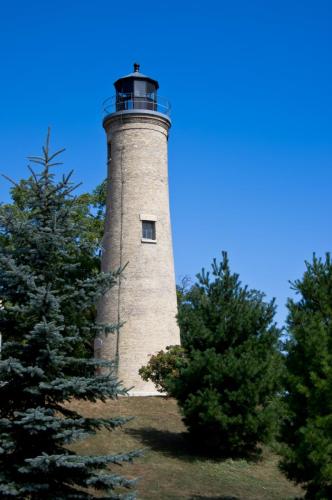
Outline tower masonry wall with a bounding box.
[98,112,180,395]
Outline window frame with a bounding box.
[141,219,157,243]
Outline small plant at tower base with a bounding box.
[279,254,332,499]
[170,252,283,458]
[139,345,188,394]
[0,132,139,499]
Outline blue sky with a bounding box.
[0,0,331,325]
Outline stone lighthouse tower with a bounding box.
[97,64,180,395]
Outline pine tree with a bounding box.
[279,254,332,499]
[171,252,282,457]
[0,132,139,499]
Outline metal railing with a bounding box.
[103,93,171,116]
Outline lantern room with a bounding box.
[113,63,159,112]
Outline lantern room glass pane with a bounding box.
[120,79,134,94]
[134,79,146,97]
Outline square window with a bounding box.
[142,220,156,241]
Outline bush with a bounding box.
[139,345,187,394]
[279,254,332,499]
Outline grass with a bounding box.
[70,397,303,499]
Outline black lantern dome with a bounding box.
[114,63,159,112]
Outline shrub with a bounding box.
[139,345,187,394]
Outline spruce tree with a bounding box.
[172,252,282,457]
[0,132,139,499]
[280,254,332,499]
[0,174,107,360]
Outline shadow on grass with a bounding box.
[125,427,195,460]
[190,496,239,500]
[125,426,260,464]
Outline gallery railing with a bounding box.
[103,93,171,116]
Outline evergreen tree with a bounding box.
[171,252,282,456]
[279,254,332,499]
[0,172,106,360]
[0,132,139,499]
[2,176,106,256]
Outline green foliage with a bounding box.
[0,132,138,498]
[7,172,106,251]
[75,179,107,249]
[139,345,188,394]
[279,254,332,499]
[176,276,192,308]
[172,252,283,457]
[0,157,106,362]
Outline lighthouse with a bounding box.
[97,64,180,395]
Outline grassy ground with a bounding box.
[71,397,303,499]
